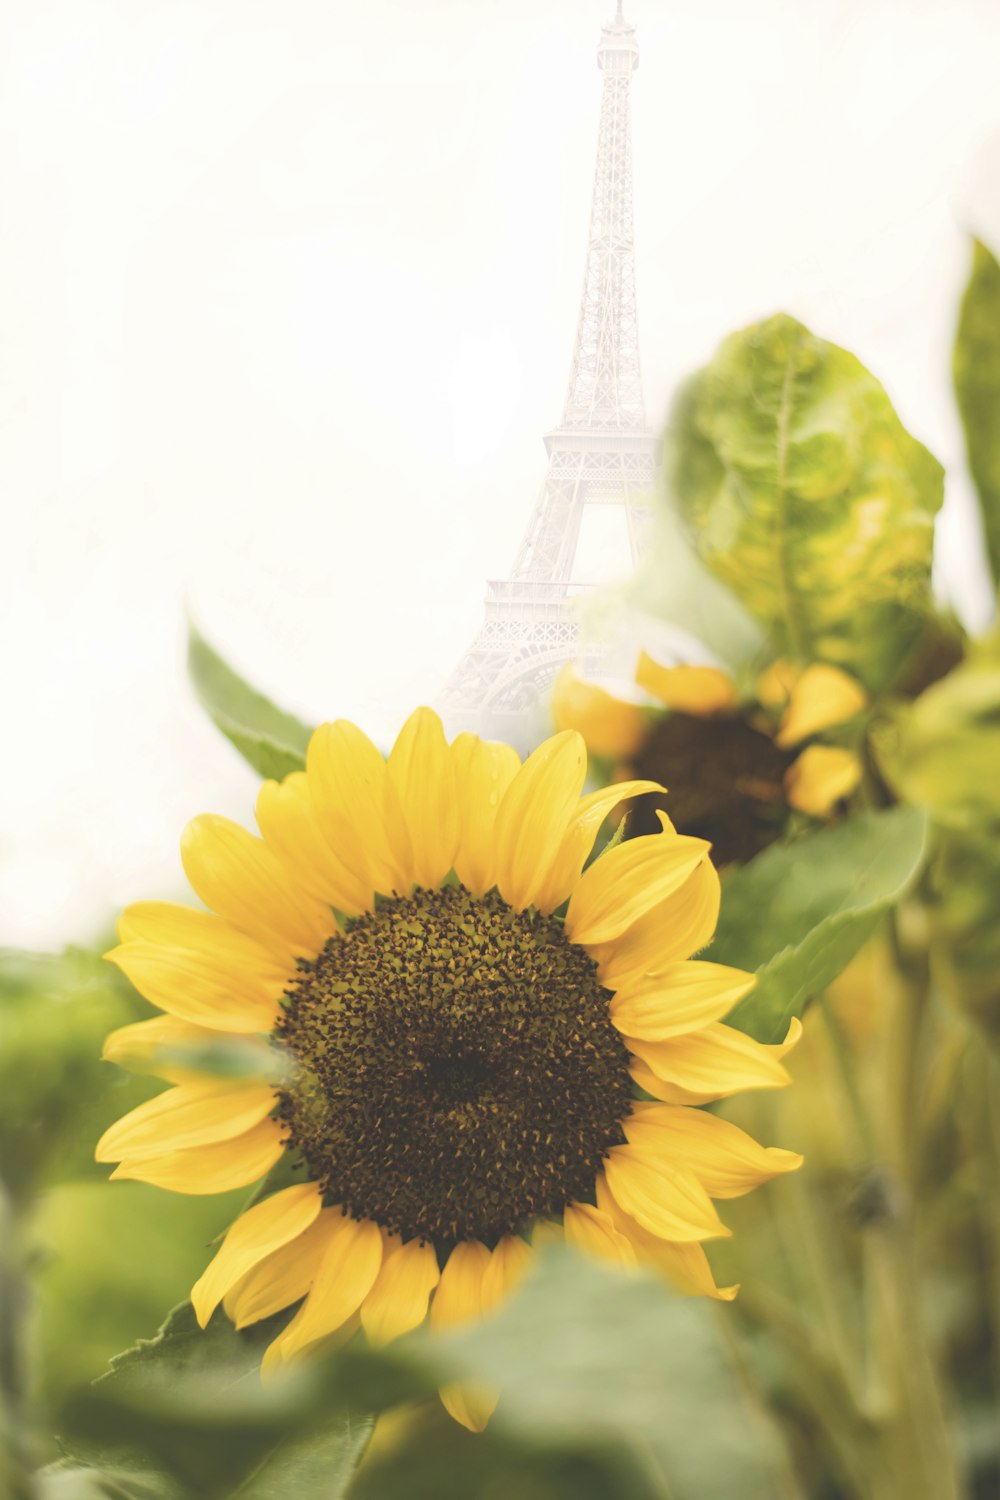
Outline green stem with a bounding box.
[863,911,966,1500]
[979,1048,1000,1412]
[820,998,877,1160]
[727,1289,873,1500]
[819,939,965,1500]
[0,1184,37,1500]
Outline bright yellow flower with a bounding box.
[97,709,801,1431]
[558,655,868,863]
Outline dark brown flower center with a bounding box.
[628,711,795,865]
[275,886,632,1248]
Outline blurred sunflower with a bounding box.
[553,653,868,866]
[97,709,801,1431]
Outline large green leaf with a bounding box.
[710,807,929,1043]
[666,314,944,691]
[953,237,1000,589]
[187,624,312,780]
[63,1254,800,1500]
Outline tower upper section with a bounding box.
[561,3,646,431]
[597,2,639,74]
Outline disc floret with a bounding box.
[276,886,633,1247]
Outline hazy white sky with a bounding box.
[3,0,1000,947]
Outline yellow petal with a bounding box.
[623,1103,803,1199]
[115,902,291,980]
[594,1175,738,1300]
[256,773,372,916]
[430,1239,491,1329]
[191,1183,324,1328]
[306,720,412,897]
[361,1235,440,1346]
[430,1240,497,1433]
[588,856,722,988]
[110,1117,285,1194]
[263,1307,361,1379]
[562,1202,637,1269]
[386,708,460,889]
[225,1210,338,1328]
[776,664,868,747]
[610,962,756,1041]
[603,1148,730,1243]
[636,653,737,716]
[106,943,282,1035]
[756,657,800,709]
[493,732,588,911]
[530,778,664,915]
[451,734,521,897]
[550,665,648,758]
[628,1018,803,1104]
[481,1236,533,1314]
[531,1220,565,1250]
[785,746,862,817]
[565,820,712,945]
[264,1213,383,1369]
[102,1016,240,1083]
[439,1384,497,1435]
[96,1082,277,1163]
[181,815,336,959]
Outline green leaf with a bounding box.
[232,1419,375,1500]
[666,314,944,691]
[187,624,313,780]
[954,237,1000,589]
[873,621,1000,833]
[709,807,929,1042]
[61,1303,374,1500]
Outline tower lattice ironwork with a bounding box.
[441,2,658,739]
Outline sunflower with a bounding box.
[553,653,868,866]
[97,709,801,1431]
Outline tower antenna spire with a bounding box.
[440,5,656,741]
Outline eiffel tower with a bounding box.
[440,1,658,743]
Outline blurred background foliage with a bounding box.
[0,946,247,1415]
[6,236,1000,1499]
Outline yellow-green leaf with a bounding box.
[666,314,944,691]
[953,237,1000,590]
